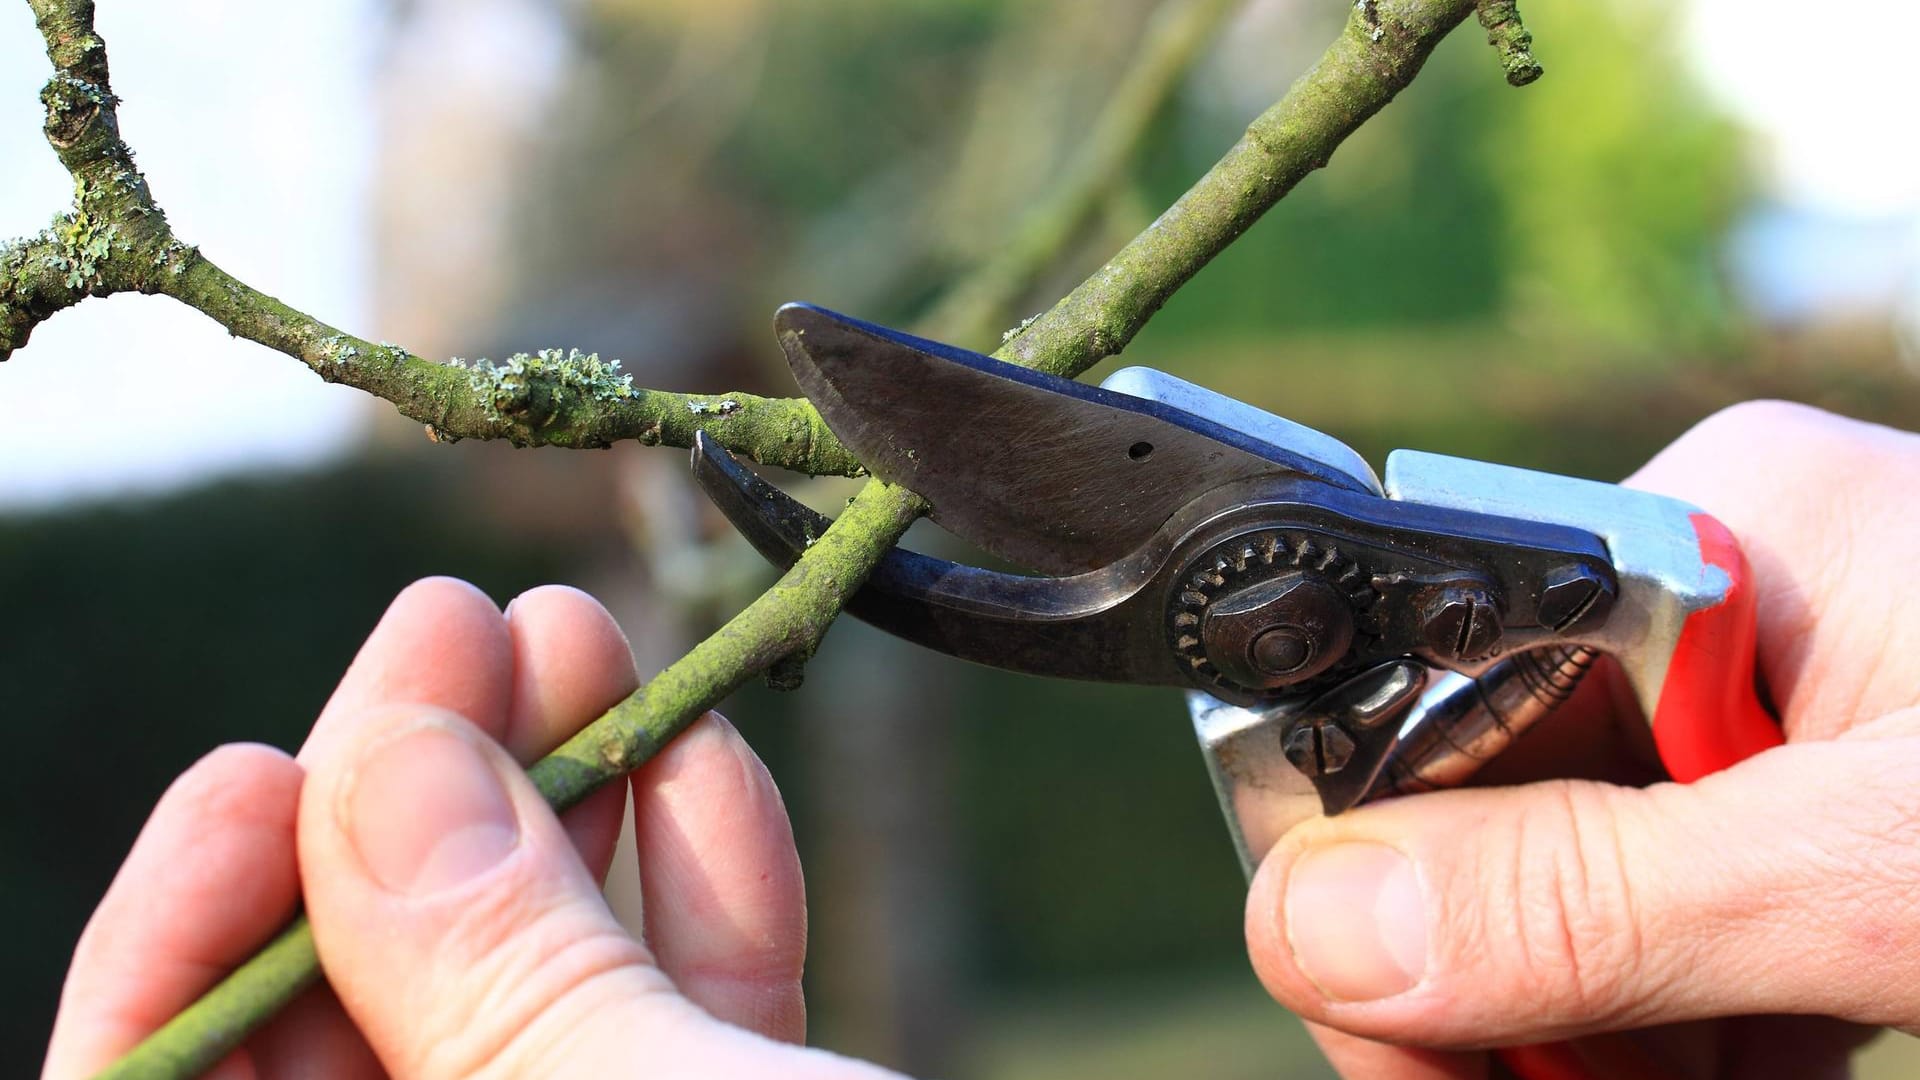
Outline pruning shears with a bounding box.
[693,304,1782,1080]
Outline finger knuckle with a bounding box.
[1686,400,1829,458]
[1496,781,1650,1025]
[406,892,665,1079]
[1686,400,1910,487]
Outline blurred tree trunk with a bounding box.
[800,624,965,1073]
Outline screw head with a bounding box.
[1201,572,1355,690]
[1318,724,1356,774]
[1421,583,1502,660]
[1278,720,1358,777]
[1282,723,1321,776]
[1537,564,1612,632]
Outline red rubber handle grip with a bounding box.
[1497,513,1781,1080]
[1648,513,1783,780]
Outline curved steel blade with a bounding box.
[774,303,1372,574]
[690,433,1187,686]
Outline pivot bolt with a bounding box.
[1202,572,1355,690]
[1422,583,1502,660]
[1251,626,1314,676]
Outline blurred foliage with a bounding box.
[1487,1,1745,352]
[10,0,1920,1075]
[1125,0,1742,356]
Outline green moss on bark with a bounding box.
[1476,0,1543,87]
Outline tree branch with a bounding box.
[1475,0,1542,87]
[76,0,1530,1074]
[5,0,166,358]
[1003,0,1488,378]
[4,0,865,477]
[158,247,868,471]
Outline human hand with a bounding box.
[1246,401,1920,1079]
[44,578,898,1079]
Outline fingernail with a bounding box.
[1283,842,1426,1002]
[344,724,520,896]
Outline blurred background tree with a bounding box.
[3,0,1918,1076]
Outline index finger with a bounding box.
[1625,402,1920,741]
[42,745,303,1079]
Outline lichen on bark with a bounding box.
[1476,0,1543,87]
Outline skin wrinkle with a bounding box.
[1824,760,1920,956]
[1812,878,1919,1022]
[1596,788,1681,1031]
[1567,784,1680,1034]
[1504,785,1558,1012]
[398,865,660,1075]
[1840,635,1901,732]
[1631,789,1707,1000]
[669,947,805,992]
[1548,781,1602,1023]
[1606,789,1653,1016]
[1696,766,1842,1005]
[1705,742,1920,1024]
[455,929,672,1080]
[429,885,645,1029]
[715,975,807,1037]
[1756,582,1820,738]
[1436,849,1483,1011]
[510,968,750,1080]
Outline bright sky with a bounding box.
[1687,0,1920,218]
[0,2,377,510]
[0,1,1915,511]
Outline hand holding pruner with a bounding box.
[694,305,1783,1080]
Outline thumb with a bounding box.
[1246,711,1920,1047]
[298,704,700,1078]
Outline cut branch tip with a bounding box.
[1476,0,1543,87]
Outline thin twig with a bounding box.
[918,0,1242,346]
[1475,0,1543,87]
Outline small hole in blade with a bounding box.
[1128,441,1154,461]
